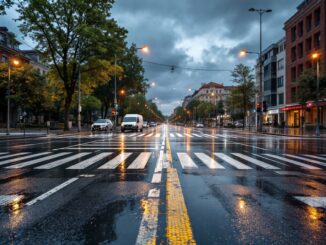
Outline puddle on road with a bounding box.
[81,199,140,244]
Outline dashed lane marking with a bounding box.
[26,178,79,206]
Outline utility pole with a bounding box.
[77,66,81,132]
[6,63,11,135]
[316,59,320,136]
[114,55,117,129]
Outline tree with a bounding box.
[230,64,256,128]
[16,0,124,130]
[0,0,13,15]
[196,102,215,119]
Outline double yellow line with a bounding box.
[165,127,196,244]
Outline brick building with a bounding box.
[283,0,326,127]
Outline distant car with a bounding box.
[143,121,149,128]
[234,121,244,128]
[91,119,113,132]
[196,123,204,128]
[149,122,157,127]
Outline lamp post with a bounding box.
[312,52,321,136]
[248,7,272,132]
[6,58,20,135]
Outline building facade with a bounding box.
[192,82,232,105]
[283,0,326,128]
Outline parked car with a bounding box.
[91,119,113,132]
[143,121,149,128]
[234,121,244,128]
[196,123,204,128]
[121,114,144,132]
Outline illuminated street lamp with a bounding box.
[7,58,20,135]
[120,89,125,95]
[137,45,149,54]
[311,52,321,136]
[151,81,156,87]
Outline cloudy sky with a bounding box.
[0,0,301,115]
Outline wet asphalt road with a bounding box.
[0,124,325,244]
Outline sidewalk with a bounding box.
[222,126,326,138]
[0,127,91,140]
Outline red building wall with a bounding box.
[284,0,326,104]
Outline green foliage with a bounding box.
[216,100,225,115]
[296,69,326,104]
[0,0,13,15]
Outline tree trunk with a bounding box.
[64,93,73,131]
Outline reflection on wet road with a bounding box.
[0,124,325,244]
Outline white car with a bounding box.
[91,119,113,132]
[196,123,204,128]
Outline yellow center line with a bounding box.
[165,125,196,244]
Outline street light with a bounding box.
[7,58,20,135]
[137,45,149,54]
[311,52,321,136]
[151,81,156,87]
[247,7,272,132]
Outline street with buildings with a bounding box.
[0,0,326,244]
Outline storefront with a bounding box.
[264,108,285,126]
[282,102,326,128]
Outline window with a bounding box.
[278,93,284,105]
[306,37,312,53]
[298,42,303,58]
[291,26,296,41]
[315,8,320,26]
[277,76,284,88]
[291,46,296,61]
[264,80,271,91]
[306,14,312,32]
[298,64,304,77]
[291,87,297,103]
[264,64,270,78]
[278,59,284,70]
[314,32,321,48]
[291,67,297,82]
[279,43,284,52]
[298,21,303,37]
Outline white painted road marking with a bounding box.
[264,154,321,170]
[169,133,175,138]
[214,153,252,169]
[98,153,132,169]
[177,153,198,169]
[294,196,326,208]
[148,188,160,198]
[283,154,326,167]
[0,195,24,206]
[232,153,280,169]
[65,147,158,150]
[192,133,202,138]
[67,153,112,169]
[145,133,153,138]
[151,173,162,183]
[176,133,183,138]
[0,152,50,167]
[26,178,79,206]
[195,153,225,169]
[35,153,91,169]
[6,152,71,169]
[127,152,152,169]
[303,155,326,161]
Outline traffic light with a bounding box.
[263,101,268,113]
[256,102,261,113]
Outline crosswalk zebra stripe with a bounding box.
[0,153,8,156]
[0,195,24,206]
[184,133,193,138]
[5,152,71,169]
[67,153,112,169]
[216,134,226,138]
[283,154,326,167]
[0,152,49,166]
[194,153,225,169]
[169,133,175,138]
[176,133,184,138]
[145,133,153,138]
[303,155,326,161]
[98,153,133,169]
[177,153,198,169]
[137,134,145,137]
[0,152,30,161]
[232,153,279,169]
[214,153,252,169]
[128,133,137,137]
[202,134,213,138]
[264,154,320,170]
[35,153,91,169]
[127,152,152,169]
[294,196,326,208]
[155,133,160,138]
[191,133,202,138]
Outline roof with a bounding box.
[199,82,224,89]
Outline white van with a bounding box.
[121,114,143,132]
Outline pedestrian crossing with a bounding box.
[0,151,325,172]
